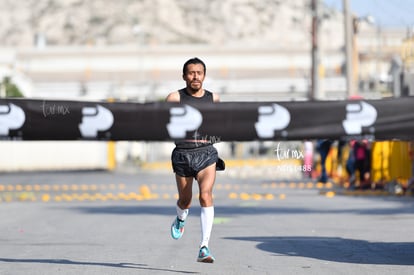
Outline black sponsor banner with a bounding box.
[0,97,413,141]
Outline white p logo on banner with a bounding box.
[79,105,114,138]
[255,104,291,138]
[167,105,203,139]
[0,103,25,136]
[342,101,377,135]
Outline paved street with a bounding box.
[0,169,414,275]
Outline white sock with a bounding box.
[176,204,189,221]
[200,206,214,248]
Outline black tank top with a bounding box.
[178,88,214,103]
[175,88,214,149]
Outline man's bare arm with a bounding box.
[165,91,180,102]
[213,93,220,102]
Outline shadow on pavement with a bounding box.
[70,204,414,216]
[224,236,414,266]
[0,258,198,274]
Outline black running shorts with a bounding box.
[171,145,218,177]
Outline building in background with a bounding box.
[0,0,409,102]
[0,0,411,171]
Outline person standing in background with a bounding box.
[316,139,333,183]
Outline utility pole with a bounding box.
[344,0,356,98]
[310,0,319,100]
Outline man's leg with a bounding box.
[196,163,216,261]
[176,174,194,210]
[171,175,193,240]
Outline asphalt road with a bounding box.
[0,170,414,275]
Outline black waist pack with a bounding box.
[216,158,225,171]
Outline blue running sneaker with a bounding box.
[197,246,215,263]
[171,217,185,240]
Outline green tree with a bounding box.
[1,76,24,97]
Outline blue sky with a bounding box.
[323,0,414,28]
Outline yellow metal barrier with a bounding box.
[371,141,412,187]
[107,141,116,171]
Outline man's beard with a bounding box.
[189,81,202,91]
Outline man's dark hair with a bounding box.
[182,57,206,75]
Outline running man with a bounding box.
[166,57,221,263]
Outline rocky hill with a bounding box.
[0,0,340,47]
